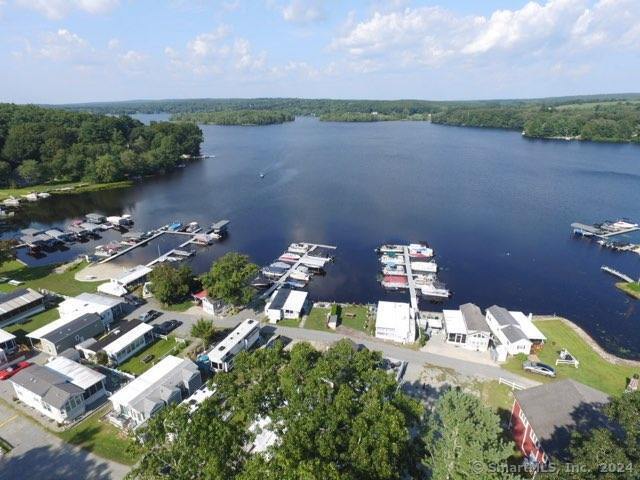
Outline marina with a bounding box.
[572,219,640,255]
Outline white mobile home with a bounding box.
[443,303,492,352]
[374,301,415,344]
[207,319,261,372]
[264,288,308,323]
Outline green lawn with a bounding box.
[0,180,133,201]
[340,304,373,334]
[0,260,101,296]
[617,281,640,299]
[5,307,60,338]
[162,299,195,312]
[119,337,184,376]
[502,319,638,396]
[277,317,301,328]
[305,307,330,331]
[57,407,138,465]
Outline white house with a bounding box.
[58,293,125,327]
[109,355,202,428]
[374,301,415,344]
[485,305,533,356]
[98,265,152,297]
[0,328,18,356]
[207,319,261,372]
[77,320,155,366]
[443,303,492,351]
[11,359,106,424]
[264,288,308,323]
[193,290,224,316]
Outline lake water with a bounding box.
[3,115,640,358]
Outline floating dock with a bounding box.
[601,265,635,283]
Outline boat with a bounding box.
[259,173,265,178]
[420,282,450,299]
[262,262,290,278]
[377,244,404,254]
[381,275,408,290]
[37,192,51,199]
[306,246,334,261]
[279,252,300,263]
[408,244,434,259]
[185,221,200,233]
[168,221,183,231]
[299,256,327,270]
[379,254,404,265]
[288,243,310,255]
[23,192,38,202]
[285,279,307,289]
[251,274,272,288]
[382,264,405,275]
[289,269,310,282]
[411,261,438,273]
[3,197,20,207]
[413,274,438,285]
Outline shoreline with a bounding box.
[615,281,640,299]
[0,180,133,203]
[534,315,640,367]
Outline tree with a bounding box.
[129,340,423,480]
[148,264,194,305]
[202,253,258,306]
[423,389,516,480]
[0,161,11,186]
[92,153,124,183]
[190,318,217,345]
[95,350,109,366]
[17,159,43,185]
[0,240,15,268]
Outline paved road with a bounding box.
[0,403,129,480]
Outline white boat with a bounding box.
[288,243,309,255]
[377,244,404,254]
[420,282,450,299]
[413,274,438,285]
[279,252,300,263]
[382,264,405,275]
[23,192,38,202]
[379,254,404,265]
[299,257,327,269]
[409,246,434,259]
[37,192,51,199]
[3,197,20,207]
[289,270,310,282]
[411,261,438,273]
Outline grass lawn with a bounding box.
[340,304,373,334]
[0,180,133,202]
[305,307,330,331]
[162,299,195,312]
[57,407,138,465]
[0,260,101,296]
[616,281,640,299]
[474,380,516,413]
[119,337,184,376]
[277,317,301,328]
[502,319,638,396]
[5,307,60,338]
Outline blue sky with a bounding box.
[1,0,639,103]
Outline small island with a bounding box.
[172,109,295,126]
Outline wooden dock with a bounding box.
[402,246,419,312]
[97,230,164,265]
[601,265,635,283]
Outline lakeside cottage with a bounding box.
[76,320,154,366]
[0,288,45,328]
[374,301,415,344]
[443,303,492,352]
[485,305,546,359]
[28,313,105,356]
[264,287,308,323]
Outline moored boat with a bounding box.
[410,261,438,273]
[379,253,404,265]
[288,243,309,255]
[381,274,408,289]
[279,252,300,263]
[376,244,404,254]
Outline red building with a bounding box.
[510,379,609,466]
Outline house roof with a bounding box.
[283,290,307,313]
[11,364,83,409]
[109,355,199,412]
[207,319,260,363]
[376,301,411,330]
[58,293,124,321]
[102,322,153,357]
[267,288,291,311]
[515,380,610,459]
[29,313,102,343]
[487,305,529,343]
[114,265,152,286]
[46,356,105,390]
[0,288,44,315]
[510,311,546,341]
[460,303,490,333]
[443,309,467,335]
[0,328,16,344]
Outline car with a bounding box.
[139,309,162,323]
[0,361,32,380]
[155,320,180,335]
[523,361,556,377]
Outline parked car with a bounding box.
[139,309,161,323]
[523,361,556,377]
[155,320,180,335]
[0,361,32,380]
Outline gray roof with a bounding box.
[0,288,44,314]
[268,288,291,311]
[515,380,610,459]
[502,324,528,343]
[460,303,490,333]
[11,365,83,409]
[41,313,103,345]
[88,319,145,352]
[488,305,528,342]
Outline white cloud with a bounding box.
[38,28,88,61]
[16,0,119,20]
[107,38,120,50]
[331,0,640,70]
[281,0,325,23]
[118,50,147,72]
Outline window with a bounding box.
[529,430,538,444]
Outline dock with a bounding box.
[402,246,419,312]
[97,230,164,264]
[601,265,636,283]
[260,243,336,299]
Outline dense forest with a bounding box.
[431,101,640,143]
[0,104,203,187]
[172,109,294,125]
[319,112,429,122]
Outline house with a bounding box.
[11,359,106,424]
[77,320,155,366]
[510,380,610,465]
[58,293,126,326]
[98,265,152,297]
[28,313,105,356]
[193,290,224,316]
[206,319,261,372]
[485,306,533,356]
[0,328,18,356]
[0,288,45,328]
[109,355,202,428]
[443,303,492,351]
[264,288,308,323]
[374,301,415,344]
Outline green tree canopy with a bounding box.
[190,318,217,345]
[201,252,258,306]
[149,264,194,305]
[0,240,15,268]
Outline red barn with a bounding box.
[510,379,609,466]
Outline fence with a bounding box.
[499,377,525,390]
